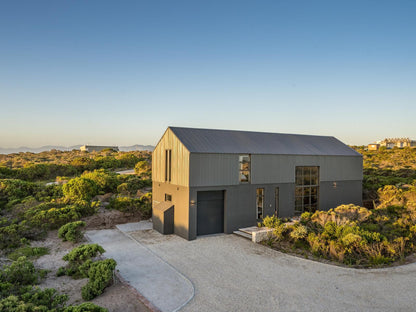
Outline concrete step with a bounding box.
[233,230,252,240]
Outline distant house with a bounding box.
[152,127,363,240]
[368,138,416,150]
[368,143,380,151]
[80,145,119,152]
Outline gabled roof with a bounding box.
[169,127,361,156]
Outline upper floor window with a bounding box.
[165,149,171,182]
[239,154,251,183]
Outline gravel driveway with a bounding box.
[128,228,416,312]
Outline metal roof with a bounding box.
[169,127,361,156]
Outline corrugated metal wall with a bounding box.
[188,153,362,187]
[189,153,239,187]
[252,154,362,184]
[152,128,190,186]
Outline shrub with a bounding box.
[58,221,86,243]
[290,225,308,241]
[134,160,151,176]
[81,259,117,300]
[81,170,118,194]
[64,302,108,312]
[109,193,152,218]
[0,257,41,287]
[63,177,99,201]
[0,179,40,209]
[117,153,140,168]
[8,246,49,261]
[61,244,105,278]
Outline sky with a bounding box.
[0,0,415,148]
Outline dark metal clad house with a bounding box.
[152,127,363,240]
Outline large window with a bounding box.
[239,155,251,183]
[295,166,319,215]
[256,188,264,219]
[165,149,171,182]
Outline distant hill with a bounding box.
[0,144,154,154]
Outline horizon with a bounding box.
[1,1,415,147]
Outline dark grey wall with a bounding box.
[320,180,362,211]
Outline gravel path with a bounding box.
[128,229,416,312]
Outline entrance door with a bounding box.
[197,191,224,236]
[275,187,279,217]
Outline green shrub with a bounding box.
[81,169,118,194]
[290,225,308,241]
[25,201,98,229]
[0,179,40,209]
[0,257,41,287]
[61,244,105,278]
[8,246,49,261]
[63,177,99,201]
[134,160,151,176]
[58,221,86,243]
[109,193,151,218]
[64,302,108,312]
[81,259,117,300]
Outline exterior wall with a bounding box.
[190,153,362,186]
[152,182,190,240]
[320,180,362,211]
[80,145,119,152]
[152,128,190,187]
[188,183,292,240]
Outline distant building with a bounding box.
[368,143,380,151]
[80,145,119,152]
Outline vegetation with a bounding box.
[0,149,151,310]
[58,221,86,243]
[58,244,117,301]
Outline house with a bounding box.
[152,127,363,240]
[80,145,119,152]
[379,138,416,149]
[368,143,380,151]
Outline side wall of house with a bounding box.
[152,129,191,239]
[187,153,362,240]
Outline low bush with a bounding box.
[109,193,151,218]
[58,221,86,243]
[61,244,105,278]
[81,170,119,194]
[8,246,49,261]
[81,259,117,300]
[64,302,108,312]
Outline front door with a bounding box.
[275,187,279,217]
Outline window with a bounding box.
[239,155,251,183]
[165,149,171,182]
[295,166,319,215]
[165,194,172,202]
[256,188,264,219]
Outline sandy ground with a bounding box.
[126,229,416,312]
[31,214,150,312]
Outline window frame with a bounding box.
[239,154,251,183]
[256,188,264,220]
[165,149,172,182]
[295,166,319,215]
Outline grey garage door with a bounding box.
[197,191,224,236]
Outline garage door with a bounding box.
[197,191,224,236]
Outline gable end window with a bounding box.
[239,155,251,183]
[165,149,172,182]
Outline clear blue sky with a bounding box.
[0,0,415,147]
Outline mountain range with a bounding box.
[0,144,154,154]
